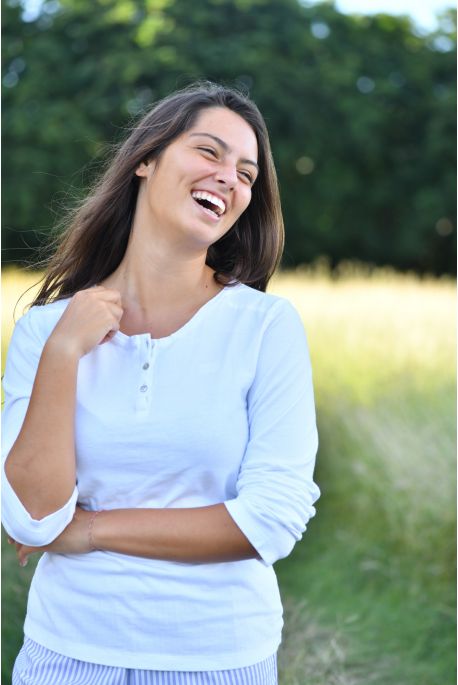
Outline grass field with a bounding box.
[2,265,456,684]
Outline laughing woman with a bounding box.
[2,82,319,685]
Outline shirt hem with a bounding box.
[24,617,281,671]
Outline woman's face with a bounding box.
[134,106,259,251]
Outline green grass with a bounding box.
[2,265,456,684]
[2,535,40,682]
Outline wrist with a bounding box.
[88,510,104,551]
[44,335,82,363]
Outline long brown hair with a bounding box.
[31,81,284,305]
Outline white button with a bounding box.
[140,385,148,393]
[143,363,149,370]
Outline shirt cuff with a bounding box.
[1,461,78,547]
[224,498,280,567]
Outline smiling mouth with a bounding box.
[191,190,226,218]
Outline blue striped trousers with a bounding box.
[13,637,278,685]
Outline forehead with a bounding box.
[187,107,258,161]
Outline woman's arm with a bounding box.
[92,504,259,563]
[12,504,259,565]
[4,340,79,520]
[3,287,123,527]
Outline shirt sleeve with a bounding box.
[224,299,320,567]
[1,309,78,546]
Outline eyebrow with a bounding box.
[189,132,259,171]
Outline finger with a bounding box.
[107,303,124,320]
[77,286,122,307]
[16,547,28,566]
[18,545,41,566]
[89,287,123,305]
[99,329,118,345]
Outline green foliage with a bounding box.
[2,0,456,272]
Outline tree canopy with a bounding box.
[2,0,456,273]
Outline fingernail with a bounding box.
[20,558,28,567]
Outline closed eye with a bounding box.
[239,170,254,184]
[197,146,218,157]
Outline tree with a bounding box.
[2,0,456,273]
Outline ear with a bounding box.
[135,159,156,178]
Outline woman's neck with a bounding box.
[100,248,221,314]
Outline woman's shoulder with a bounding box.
[225,282,306,345]
[14,297,71,341]
[226,281,298,318]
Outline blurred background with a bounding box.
[2,0,456,683]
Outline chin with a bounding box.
[185,222,229,246]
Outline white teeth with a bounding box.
[191,190,226,216]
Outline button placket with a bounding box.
[136,338,156,411]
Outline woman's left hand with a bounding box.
[7,506,94,567]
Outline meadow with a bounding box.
[2,265,456,684]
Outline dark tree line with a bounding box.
[2,0,456,273]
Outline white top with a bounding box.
[2,281,319,671]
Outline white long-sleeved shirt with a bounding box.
[2,281,319,670]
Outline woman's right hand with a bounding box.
[47,286,124,359]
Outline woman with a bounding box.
[2,82,320,684]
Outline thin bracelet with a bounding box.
[88,510,104,551]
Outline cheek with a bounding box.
[232,189,252,219]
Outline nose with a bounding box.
[214,160,238,189]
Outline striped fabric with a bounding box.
[13,638,278,685]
